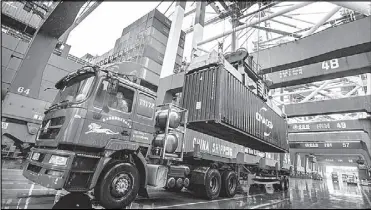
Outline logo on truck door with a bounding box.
[255,107,273,137]
[85,123,119,135]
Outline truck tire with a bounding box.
[220,171,237,198]
[284,178,289,191]
[94,163,140,209]
[279,179,285,191]
[200,169,221,200]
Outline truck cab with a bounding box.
[23,62,188,208]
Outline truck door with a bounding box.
[130,91,156,145]
[85,79,134,147]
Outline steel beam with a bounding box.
[330,2,371,16]
[160,2,186,79]
[288,119,371,135]
[251,25,301,38]
[367,73,371,95]
[197,2,312,46]
[191,1,206,58]
[284,95,371,117]
[302,6,341,37]
[7,1,85,99]
[290,148,371,166]
[266,52,371,89]
[253,16,371,74]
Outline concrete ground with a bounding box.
[1,163,371,209]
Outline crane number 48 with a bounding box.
[322,59,339,70]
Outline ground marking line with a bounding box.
[23,183,34,209]
[361,188,371,207]
[153,192,280,209]
[250,198,290,209]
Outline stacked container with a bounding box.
[111,9,186,91]
[1,1,44,29]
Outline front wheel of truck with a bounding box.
[95,163,140,209]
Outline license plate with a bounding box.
[32,153,40,161]
[2,122,9,129]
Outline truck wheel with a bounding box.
[220,171,237,198]
[279,179,285,191]
[284,178,289,191]
[94,163,140,209]
[201,169,221,200]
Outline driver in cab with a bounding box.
[112,92,129,112]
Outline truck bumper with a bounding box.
[22,148,75,190]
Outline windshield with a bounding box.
[52,73,95,106]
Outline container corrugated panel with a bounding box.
[181,66,288,153]
[142,45,164,65]
[145,27,185,50]
[176,128,245,160]
[2,1,41,29]
[147,17,171,37]
[137,57,162,75]
[148,9,172,28]
[140,67,160,86]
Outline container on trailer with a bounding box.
[181,65,288,153]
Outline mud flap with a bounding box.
[138,187,149,198]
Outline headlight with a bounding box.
[32,152,40,161]
[49,155,68,166]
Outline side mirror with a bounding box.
[102,104,110,113]
[107,79,118,95]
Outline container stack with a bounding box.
[111,9,186,91]
[1,1,49,30]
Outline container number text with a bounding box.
[336,122,346,129]
[321,59,339,70]
[342,143,350,148]
[17,87,30,95]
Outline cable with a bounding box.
[164,1,174,15]
[155,0,164,9]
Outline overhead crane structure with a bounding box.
[157,1,371,175]
[2,0,371,179]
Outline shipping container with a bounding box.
[147,9,172,28]
[2,1,42,29]
[176,128,245,160]
[181,66,288,153]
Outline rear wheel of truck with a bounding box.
[220,171,237,198]
[279,179,285,191]
[95,163,140,209]
[284,178,289,191]
[200,169,221,200]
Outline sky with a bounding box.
[66,1,345,60]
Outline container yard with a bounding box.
[1,1,371,209]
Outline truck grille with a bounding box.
[38,117,65,140]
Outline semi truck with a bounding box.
[22,50,290,208]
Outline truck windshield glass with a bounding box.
[52,73,95,106]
